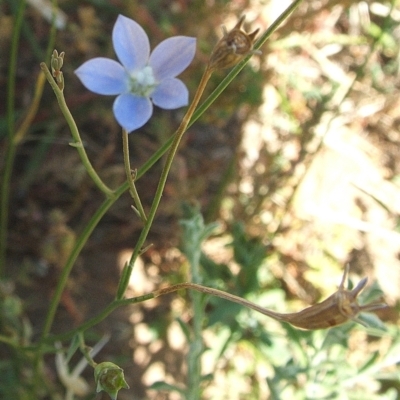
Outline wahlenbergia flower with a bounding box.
[75,15,196,132]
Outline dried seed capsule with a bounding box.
[252,265,387,330]
[208,16,259,71]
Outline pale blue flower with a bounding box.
[75,15,196,132]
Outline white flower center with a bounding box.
[128,66,157,97]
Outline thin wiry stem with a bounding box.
[116,67,213,299]
[122,128,147,222]
[40,62,115,198]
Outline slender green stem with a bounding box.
[78,333,98,368]
[5,0,25,137]
[181,214,206,400]
[40,62,115,197]
[0,0,26,274]
[0,334,19,347]
[154,283,280,318]
[14,0,59,145]
[187,290,203,400]
[38,183,126,343]
[122,129,147,222]
[40,276,278,344]
[14,72,47,145]
[0,144,17,276]
[0,0,64,272]
[42,293,155,343]
[116,68,214,299]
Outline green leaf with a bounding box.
[148,381,186,394]
[116,262,131,300]
[357,313,387,332]
[358,351,380,374]
[65,334,81,364]
[175,316,192,342]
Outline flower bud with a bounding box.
[51,49,64,71]
[51,49,65,89]
[94,362,129,400]
[208,16,259,71]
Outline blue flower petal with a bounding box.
[150,36,196,81]
[112,15,150,72]
[75,58,127,95]
[113,93,153,132]
[151,78,188,109]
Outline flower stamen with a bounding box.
[129,66,157,97]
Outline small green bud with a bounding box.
[51,49,65,89]
[94,362,129,400]
[51,49,64,71]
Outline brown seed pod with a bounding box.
[276,266,386,329]
[208,16,259,71]
[154,265,387,330]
